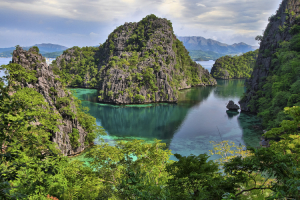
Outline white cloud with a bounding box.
[196,3,206,7]
[0,0,284,46]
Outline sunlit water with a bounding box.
[0,58,263,162]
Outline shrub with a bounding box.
[134,94,145,102]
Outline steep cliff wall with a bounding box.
[9,47,95,156]
[95,15,216,104]
[53,15,217,104]
[239,0,300,128]
[211,50,258,79]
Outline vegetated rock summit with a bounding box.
[8,47,95,156]
[53,14,217,104]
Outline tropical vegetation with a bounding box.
[211,50,259,79]
[243,32,300,129]
[1,54,300,199]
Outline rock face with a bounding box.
[53,15,217,104]
[239,0,300,112]
[10,47,89,156]
[210,50,258,80]
[226,100,240,110]
[94,15,216,104]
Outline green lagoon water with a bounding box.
[70,79,263,161]
[0,58,263,161]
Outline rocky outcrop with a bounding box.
[10,47,89,156]
[95,15,216,104]
[239,0,300,112]
[53,15,217,105]
[226,100,240,110]
[211,50,258,80]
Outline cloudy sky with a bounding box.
[0,0,282,48]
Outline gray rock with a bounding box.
[226,100,240,110]
[54,16,217,105]
[10,47,89,156]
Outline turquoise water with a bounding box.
[70,79,263,161]
[0,58,263,161]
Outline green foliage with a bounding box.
[31,46,40,54]
[85,139,172,199]
[245,33,300,129]
[2,63,37,85]
[212,50,259,79]
[166,153,237,199]
[52,46,100,88]
[209,140,253,164]
[107,82,111,89]
[172,38,211,86]
[69,128,80,148]
[108,90,114,97]
[134,94,145,102]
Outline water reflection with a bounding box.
[70,79,263,161]
[71,85,213,148]
[226,110,240,119]
[213,79,246,99]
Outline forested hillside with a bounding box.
[188,50,225,61]
[211,50,258,79]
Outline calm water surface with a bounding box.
[196,60,215,72]
[70,79,263,161]
[0,58,263,161]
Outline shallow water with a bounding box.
[70,79,263,161]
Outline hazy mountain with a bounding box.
[33,43,68,52]
[0,47,15,53]
[0,43,68,57]
[178,36,258,55]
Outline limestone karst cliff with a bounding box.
[52,15,217,104]
[8,47,97,156]
[239,0,300,128]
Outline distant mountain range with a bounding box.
[178,36,258,54]
[0,43,68,58]
[177,36,258,61]
[0,39,257,61]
